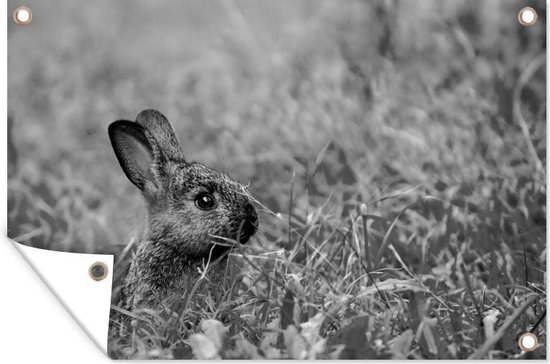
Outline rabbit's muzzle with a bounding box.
[237,203,258,244]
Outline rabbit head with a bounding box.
[108,109,258,259]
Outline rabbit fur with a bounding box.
[108,109,258,310]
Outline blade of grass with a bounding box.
[460,262,484,344]
[360,204,371,271]
[529,309,546,333]
[374,200,418,268]
[287,169,295,251]
[336,224,391,310]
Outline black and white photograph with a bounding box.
[7,0,547,359]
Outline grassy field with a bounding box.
[8,0,546,359]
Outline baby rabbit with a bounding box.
[108,109,258,310]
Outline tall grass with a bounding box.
[8,0,546,359]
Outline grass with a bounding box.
[8,0,546,359]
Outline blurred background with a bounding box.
[7,0,545,256]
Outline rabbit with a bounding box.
[108,109,258,311]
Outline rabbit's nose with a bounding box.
[238,204,258,244]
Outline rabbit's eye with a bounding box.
[195,193,216,210]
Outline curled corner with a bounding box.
[10,240,113,355]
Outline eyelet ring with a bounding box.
[89,262,109,281]
[13,6,32,25]
[518,332,539,352]
[517,7,538,27]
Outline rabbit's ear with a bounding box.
[108,120,167,194]
[135,109,185,162]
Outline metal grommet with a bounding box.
[89,262,108,281]
[518,332,539,352]
[13,6,32,25]
[517,7,538,27]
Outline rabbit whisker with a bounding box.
[209,235,239,247]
